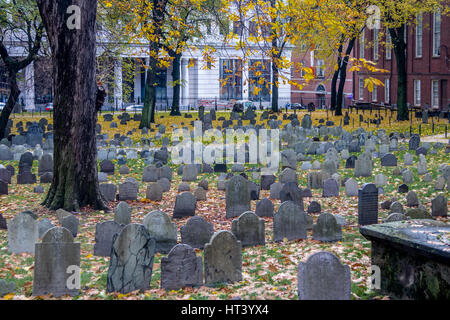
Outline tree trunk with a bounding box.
[330,42,343,111]
[271,61,279,112]
[0,70,19,140]
[170,52,182,116]
[37,0,108,211]
[140,55,157,128]
[336,37,355,116]
[390,27,408,121]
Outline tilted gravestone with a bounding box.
[142,210,177,254]
[0,179,7,195]
[94,221,125,257]
[273,201,308,242]
[37,218,54,239]
[114,201,131,225]
[32,227,80,297]
[61,214,79,238]
[161,244,203,290]
[231,211,265,247]
[358,183,378,225]
[297,251,351,300]
[279,182,304,210]
[173,192,196,218]
[106,224,156,294]
[225,175,251,218]
[204,231,242,285]
[312,213,342,242]
[7,211,38,254]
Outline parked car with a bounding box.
[125,104,143,112]
[45,102,53,111]
[0,102,5,111]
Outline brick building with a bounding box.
[290,45,354,108]
[354,10,450,111]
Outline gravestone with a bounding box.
[273,201,307,242]
[358,183,378,226]
[94,221,125,257]
[279,182,304,210]
[38,218,55,239]
[345,178,358,196]
[180,216,214,249]
[0,179,7,195]
[114,201,131,225]
[226,175,251,218]
[118,179,138,201]
[0,213,7,229]
[100,183,117,202]
[312,213,342,242]
[61,214,79,238]
[307,201,321,214]
[146,183,163,201]
[322,178,339,197]
[182,164,198,181]
[406,191,419,207]
[381,154,397,167]
[297,252,351,300]
[255,198,274,217]
[7,211,38,254]
[279,168,298,184]
[106,224,156,294]
[431,195,447,217]
[204,231,242,285]
[409,134,420,150]
[161,244,203,290]
[38,154,53,176]
[269,182,283,199]
[173,192,196,218]
[32,227,80,297]
[143,210,177,253]
[193,186,207,201]
[99,160,115,175]
[231,211,265,247]
[0,280,15,297]
[261,174,276,190]
[354,153,372,177]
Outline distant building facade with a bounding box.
[354,10,450,110]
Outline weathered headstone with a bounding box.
[431,195,447,217]
[225,175,251,218]
[180,216,214,249]
[279,182,304,210]
[312,213,342,242]
[173,192,196,218]
[231,211,265,247]
[255,198,274,217]
[143,210,177,253]
[161,244,203,290]
[322,178,339,197]
[94,221,125,257]
[7,211,38,254]
[297,252,351,300]
[114,201,131,225]
[273,201,307,241]
[204,231,242,285]
[61,215,79,238]
[106,224,156,294]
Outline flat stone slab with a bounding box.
[360,219,450,299]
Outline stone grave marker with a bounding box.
[231,211,265,247]
[312,213,342,242]
[180,216,214,249]
[7,211,38,254]
[358,183,378,225]
[94,221,125,257]
[273,201,307,242]
[225,175,251,218]
[143,210,177,253]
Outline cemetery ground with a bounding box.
[0,109,449,300]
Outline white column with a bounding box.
[114,59,123,109]
[24,61,35,110]
[182,58,190,107]
[242,62,249,100]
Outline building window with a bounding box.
[315,59,324,78]
[415,14,423,57]
[384,79,390,103]
[233,21,244,37]
[373,29,379,60]
[431,80,439,108]
[372,84,377,102]
[359,78,364,100]
[219,59,242,100]
[360,31,365,59]
[433,11,441,56]
[386,28,392,60]
[249,60,271,102]
[414,80,421,106]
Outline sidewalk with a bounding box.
[420,134,449,144]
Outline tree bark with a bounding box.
[140,55,157,128]
[330,41,343,111]
[170,52,182,116]
[390,27,409,121]
[271,61,279,112]
[37,0,108,211]
[335,37,355,116]
[0,70,19,140]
